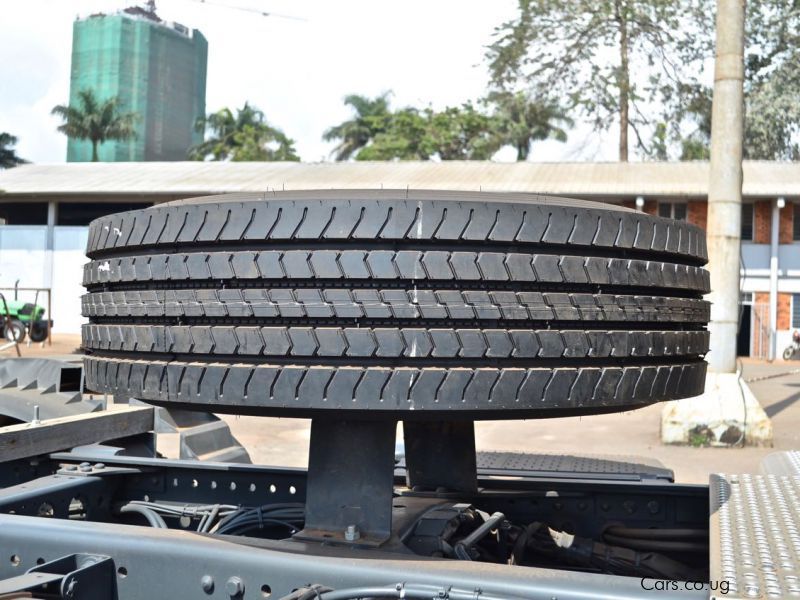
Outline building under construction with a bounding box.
[66,3,208,162]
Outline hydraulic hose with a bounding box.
[119,503,168,529]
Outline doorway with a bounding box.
[737,304,752,357]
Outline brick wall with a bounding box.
[687,200,707,229]
[780,203,794,244]
[754,201,771,243]
[778,292,792,330]
[753,292,791,330]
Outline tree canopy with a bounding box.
[51,89,137,162]
[0,133,26,169]
[672,0,800,160]
[487,0,800,162]
[323,93,570,161]
[322,93,392,160]
[486,0,709,161]
[190,103,299,162]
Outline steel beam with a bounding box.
[0,406,153,462]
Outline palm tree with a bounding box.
[0,133,26,169]
[323,93,392,160]
[189,103,299,161]
[51,89,137,161]
[488,91,573,161]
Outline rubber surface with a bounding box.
[82,190,710,418]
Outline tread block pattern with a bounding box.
[81,289,711,323]
[85,195,708,262]
[83,194,711,416]
[83,356,707,415]
[82,250,711,292]
[83,324,710,359]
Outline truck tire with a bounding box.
[81,190,710,419]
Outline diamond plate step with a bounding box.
[710,473,800,599]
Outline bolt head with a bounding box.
[94,463,105,470]
[79,464,92,472]
[65,465,77,472]
[344,524,360,541]
[225,576,244,597]
[200,575,214,594]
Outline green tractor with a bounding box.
[0,283,51,343]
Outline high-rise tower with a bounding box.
[66,5,208,161]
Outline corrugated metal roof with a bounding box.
[0,160,798,198]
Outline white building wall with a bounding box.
[0,225,88,334]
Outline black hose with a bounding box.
[120,504,168,529]
[603,526,707,539]
[603,533,709,553]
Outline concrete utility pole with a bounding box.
[658,0,769,446]
[706,0,746,373]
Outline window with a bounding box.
[741,203,754,241]
[657,202,687,221]
[793,202,800,241]
[793,294,800,328]
[0,202,48,225]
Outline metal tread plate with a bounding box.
[710,473,800,599]
[397,451,674,481]
[760,450,800,477]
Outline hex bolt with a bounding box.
[344,524,360,541]
[94,463,105,470]
[64,465,77,472]
[79,464,92,473]
[647,500,660,515]
[225,576,244,597]
[65,579,76,598]
[200,575,214,594]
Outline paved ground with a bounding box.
[9,335,800,484]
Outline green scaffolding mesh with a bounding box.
[67,13,207,162]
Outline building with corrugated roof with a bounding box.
[0,160,796,353]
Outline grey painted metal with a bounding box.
[0,405,153,462]
[403,421,477,492]
[0,357,100,423]
[706,0,746,373]
[473,451,674,482]
[760,450,800,476]
[0,553,114,600]
[709,473,800,599]
[0,513,706,599]
[296,419,397,546]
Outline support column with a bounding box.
[43,201,57,290]
[706,0,745,373]
[403,421,477,492]
[295,419,397,546]
[661,0,771,446]
[769,198,783,361]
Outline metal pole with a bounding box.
[706,0,746,373]
[769,198,782,361]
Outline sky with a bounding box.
[0,0,617,163]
